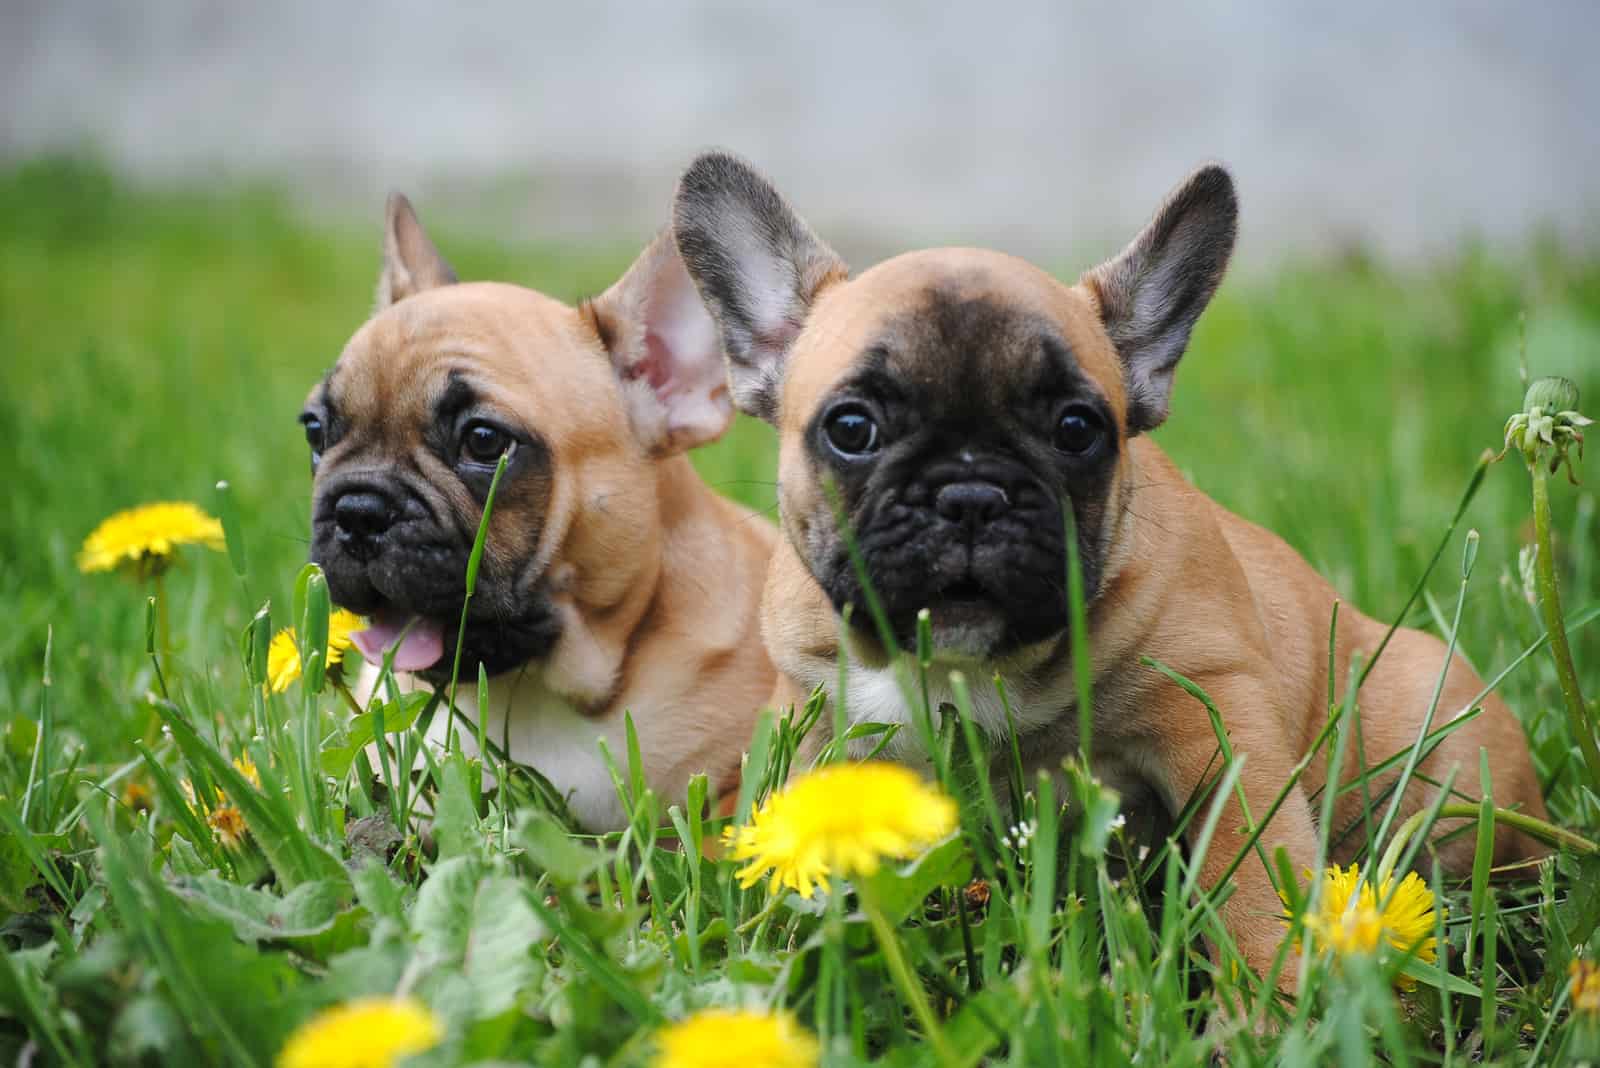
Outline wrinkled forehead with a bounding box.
[309,282,600,420]
[782,249,1126,426]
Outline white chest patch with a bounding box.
[357,664,627,830]
[796,650,1080,764]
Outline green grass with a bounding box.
[2,156,1599,1065]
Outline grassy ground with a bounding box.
[1,157,1599,1065]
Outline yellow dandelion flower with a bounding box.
[233,753,262,788]
[182,753,263,811]
[654,1008,819,1068]
[277,996,443,1068]
[1296,863,1441,987]
[208,804,248,850]
[120,781,153,813]
[1571,959,1600,1015]
[266,609,364,693]
[78,501,225,577]
[724,762,958,898]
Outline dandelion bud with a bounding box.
[1524,376,1580,415]
[1502,374,1591,482]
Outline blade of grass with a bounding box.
[1525,972,1570,1066]
[949,672,1012,894]
[445,445,512,751]
[1467,749,1498,1049]
[0,802,72,904]
[1370,530,1479,866]
[1060,501,1093,763]
[1354,455,1487,691]
[1140,658,1274,889]
[1180,755,1245,904]
[1432,859,1455,1061]
[214,478,249,583]
[20,625,52,829]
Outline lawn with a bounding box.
[1,156,1598,1065]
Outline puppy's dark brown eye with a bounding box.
[1053,405,1104,456]
[301,415,325,464]
[461,422,510,465]
[823,404,881,458]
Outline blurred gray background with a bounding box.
[4,0,1598,265]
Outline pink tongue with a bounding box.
[352,615,445,672]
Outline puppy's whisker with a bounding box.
[1121,508,1182,538]
[735,502,783,527]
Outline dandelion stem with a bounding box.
[1376,802,1598,885]
[330,679,365,719]
[734,890,786,936]
[153,570,171,657]
[856,879,959,1068]
[1531,464,1600,789]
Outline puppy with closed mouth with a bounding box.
[673,152,1548,984]
[301,193,775,830]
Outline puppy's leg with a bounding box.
[1350,627,1549,871]
[1160,676,1319,997]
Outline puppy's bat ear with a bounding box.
[1081,164,1237,434]
[376,192,458,308]
[588,229,733,456]
[673,151,848,424]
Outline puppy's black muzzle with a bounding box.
[308,470,562,679]
[310,473,453,615]
[827,454,1073,651]
[333,486,398,561]
[933,480,1010,528]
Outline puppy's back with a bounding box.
[1211,499,1547,869]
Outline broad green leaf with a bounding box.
[919,982,1024,1068]
[671,917,730,963]
[322,939,413,1002]
[109,995,188,1063]
[865,833,973,926]
[171,875,351,942]
[318,692,431,777]
[347,691,432,747]
[432,755,483,862]
[350,859,407,926]
[412,857,546,1019]
[165,833,210,878]
[0,825,39,914]
[515,809,607,886]
[1397,955,1481,998]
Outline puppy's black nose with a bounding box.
[334,490,396,555]
[934,481,1010,525]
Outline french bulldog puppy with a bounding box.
[302,193,775,830]
[672,152,1547,982]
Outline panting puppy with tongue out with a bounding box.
[300,193,776,830]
